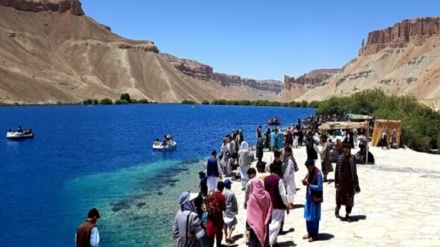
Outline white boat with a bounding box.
[6,131,35,140]
[152,140,177,151]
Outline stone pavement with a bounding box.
[223,146,440,247]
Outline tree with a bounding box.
[120,93,131,103]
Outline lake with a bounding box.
[0,104,315,247]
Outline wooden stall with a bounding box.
[320,121,371,164]
[371,119,401,148]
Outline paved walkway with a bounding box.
[224,146,440,247]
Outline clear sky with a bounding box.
[81,1,440,81]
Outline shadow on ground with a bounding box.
[337,214,367,222]
[317,233,335,241]
[277,240,296,246]
[279,227,295,235]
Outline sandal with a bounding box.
[303,234,309,240]
[344,214,351,222]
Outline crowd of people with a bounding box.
[169,121,361,247]
[75,118,362,247]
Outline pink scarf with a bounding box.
[247,178,273,247]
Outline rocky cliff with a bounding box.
[0,0,83,15]
[0,0,282,104]
[295,17,440,110]
[161,53,283,94]
[283,69,340,89]
[359,17,440,56]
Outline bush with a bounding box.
[202,100,210,105]
[120,93,131,103]
[114,99,129,104]
[83,99,94,105]
[100,98,113,105]
[138,99,149,104]
[181,100,195,104]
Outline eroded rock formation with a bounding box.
[161,53,283,94]
[283,69,340,90]
[0,0,83,15]
[359,17,440,56]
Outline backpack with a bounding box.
[203,192,219,219]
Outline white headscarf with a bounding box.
[240,141,249,152]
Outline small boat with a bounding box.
[152,135,177,151]
[6,131,35,140]
[267,118,281,125]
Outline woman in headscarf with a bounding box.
[302,159,323,242]
[238,141,252,190]
[173,191,205,247]
[247,178,273,247]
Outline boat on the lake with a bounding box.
[267,118,281,126]
[152,134,176,151]
[6,128,35,140]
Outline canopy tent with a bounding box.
[320,121,369,131]
[346,114,374,121]
[319,121,371,164]
[371,119,401,148]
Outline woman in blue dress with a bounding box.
[301,159,323,242]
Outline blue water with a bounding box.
[0,104,315,247]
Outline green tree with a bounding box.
[100,98,113,105]
[120,93,131,103]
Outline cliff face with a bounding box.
[359,17,440,56]
[161,53,283,94]
[283,69,340,90]
[295,17,440,110]
[0,1,282,104]
[0,0,83,15]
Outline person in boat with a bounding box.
[17,126,23,133]
[8,128,13,133]
[162,135,168,146]
[154,138,161,146]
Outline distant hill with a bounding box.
[283,17,440,110]
[0,0,282,104]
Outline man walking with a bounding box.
[319,134,334,182]
[205,150,222,193]
[264,163,289,246]
[222,179,238,244]
[335,143,361,221]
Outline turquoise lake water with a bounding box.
[0,104,315,246]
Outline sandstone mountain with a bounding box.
[0,0,282,104]
[284,17,440,110]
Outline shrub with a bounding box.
[181,100,195,104]
[138,99,149,104]
[100,98,113,105]
[83,99,94,105]
[202,100,210,105]
[114,99,129,104]
[120,93,131,103]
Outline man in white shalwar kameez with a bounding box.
[205,150,223,193]
[282,146,297,205]
[264,163,289,246]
